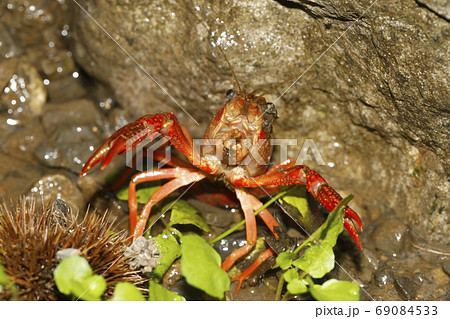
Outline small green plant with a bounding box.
[165,200,211,232]
[144,204,229,298]
[180,234,229,299]
[114,179,360,301]
[148,280,185,301]
[54,255,107,301]
[110,282,146,301]
[278,185,313,231]
[274,193,360,301]
[54,255,149,301]
[115,180,230,299]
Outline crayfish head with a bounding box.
[202,89,277,177]
[205,89,277,137]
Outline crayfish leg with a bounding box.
[231,247,276,294]
[127,168,204,237]
[221,189,258,271]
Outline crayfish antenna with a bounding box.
[257,75,297,99]
[218,46,242,92]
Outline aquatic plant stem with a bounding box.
[275,274,285,301]
[208,191,287,245]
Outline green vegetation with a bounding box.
[274,193,360,301]
[51,179,359,301]
[53,255,107,301]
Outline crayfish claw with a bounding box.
[344,217,363,250]
[344,207,363,232]
[80,119,152,176]
[79,142,111,177]
[100,137,126,170]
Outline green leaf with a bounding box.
[276,195,355,300]
[309,279,360,301]
[164,200,210,232]
[73,275,107,301]
[279,185,310,218]
[283,268,300,282]
[279,186,312,231]
[151,230,182,279]
[318,199,345,247]
[287,278,308,295]
[292,243,335,278]
[180,234,230,299]
[110,282,145,301]
[148,281,185,301]
[54,255,92,295]
[291,194,353,256]
[276,251,296,270]
[53,255,106,301]
[116,184,160,204]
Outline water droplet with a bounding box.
[6,118,19,125]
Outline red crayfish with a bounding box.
[80,57,363,291]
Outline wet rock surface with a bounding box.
[370,217,409,257]
[27,173,84,213]
[70,0,449,244]
[35,99,106,173]
[0,0,448,301]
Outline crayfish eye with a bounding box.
[226,89,236,99]
[264,103,278,118]
[262,102,278,133]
